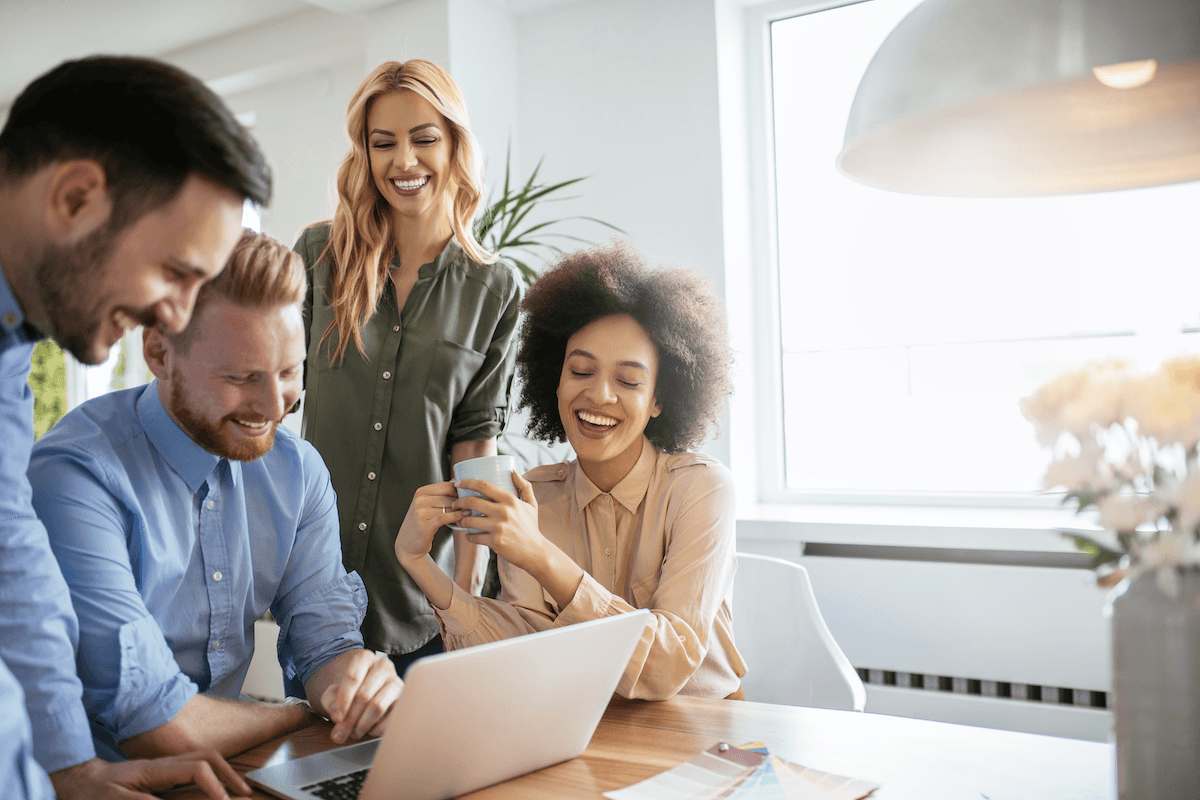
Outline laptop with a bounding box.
[247,609,652,800]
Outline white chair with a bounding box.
[732,553,867,711]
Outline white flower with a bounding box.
[1021,359,1135,446]
[1125,356,1200,449]
[1169,470,1200,536]
[1096,493,1164,534]
[1043,455,1110,492]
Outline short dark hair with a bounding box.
[518,242,734,453]
[0,55,271,231]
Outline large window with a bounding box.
[770,0,1200,500]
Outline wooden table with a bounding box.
[167,696,1116,799]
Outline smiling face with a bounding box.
[158,300,305,462]
[366,90,454,229]
[34,174,244,365]
[557,314,662,492]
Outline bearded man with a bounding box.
[28,231,401,764]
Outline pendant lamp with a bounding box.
[837,0,1200,197]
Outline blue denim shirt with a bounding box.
[0,261,96,773]
[0,658,55,799]
[28,382,367,760]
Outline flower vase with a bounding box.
[1110,566,1200,799]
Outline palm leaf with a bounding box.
[474,148,624,286]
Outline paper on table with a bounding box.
[603,742,878,800]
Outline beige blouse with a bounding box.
[434,438,746,700]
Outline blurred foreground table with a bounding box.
[165,695,1115,799]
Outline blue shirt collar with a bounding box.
[136,381,240,493]
[0,258,34,340]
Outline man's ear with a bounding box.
[143,326,171,381]
[45,160,112,241]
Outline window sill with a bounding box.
[736,502,1101,553]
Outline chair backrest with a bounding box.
[732,553,867,711]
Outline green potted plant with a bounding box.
[474,150,622,287]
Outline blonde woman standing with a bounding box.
[294,60,520,674]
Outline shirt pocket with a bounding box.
[424,339,486,413]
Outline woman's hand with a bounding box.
[454,472,586,612]
[453,472,553,576]
[394,480,463,566]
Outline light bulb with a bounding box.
[1092,59,1158,89]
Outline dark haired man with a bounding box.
[0,56,270,799]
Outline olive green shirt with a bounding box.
[295,224,521,654]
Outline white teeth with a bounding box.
[234,420,269,430]
[578,411,618,427]
[392,176,429,191]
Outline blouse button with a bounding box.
[358,522,367,531]
[206,500,215,510]
[604,548,612,556]
[392,325,400,332]
[383,371,392,380]
[368,472,377,481]
[212,571,223,582]
[373,422,382,431]
[678,634,686,642]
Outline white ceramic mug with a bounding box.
[449,455,518,533]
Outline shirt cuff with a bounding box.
[277,571,367,686]
[447,410,505,446]
[554,572,620,627]
[104,615,198,748]
[432,581,482,637]
[30,700,96,773]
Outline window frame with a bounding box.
[739,0,1074,513]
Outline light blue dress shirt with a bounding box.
[28,382,367,760]
[0,260,96,774]
[0,657,56,800]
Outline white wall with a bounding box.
[515,0,731,465]
[225,59,366,245]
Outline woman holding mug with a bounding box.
[395,243,745,700]
[295,60,521,673]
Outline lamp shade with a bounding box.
[837,0,1200,197]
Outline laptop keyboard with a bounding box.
[302,769,369,800]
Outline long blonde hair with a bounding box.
[320,59,495,363]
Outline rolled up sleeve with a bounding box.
[275,572,367,686]
[27,452,198,752]
[446,267,521,445]
[103,615,197,744]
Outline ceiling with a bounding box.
[0,0,570,108]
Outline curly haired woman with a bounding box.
[294,60,521,674]
[395,243,746,700]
